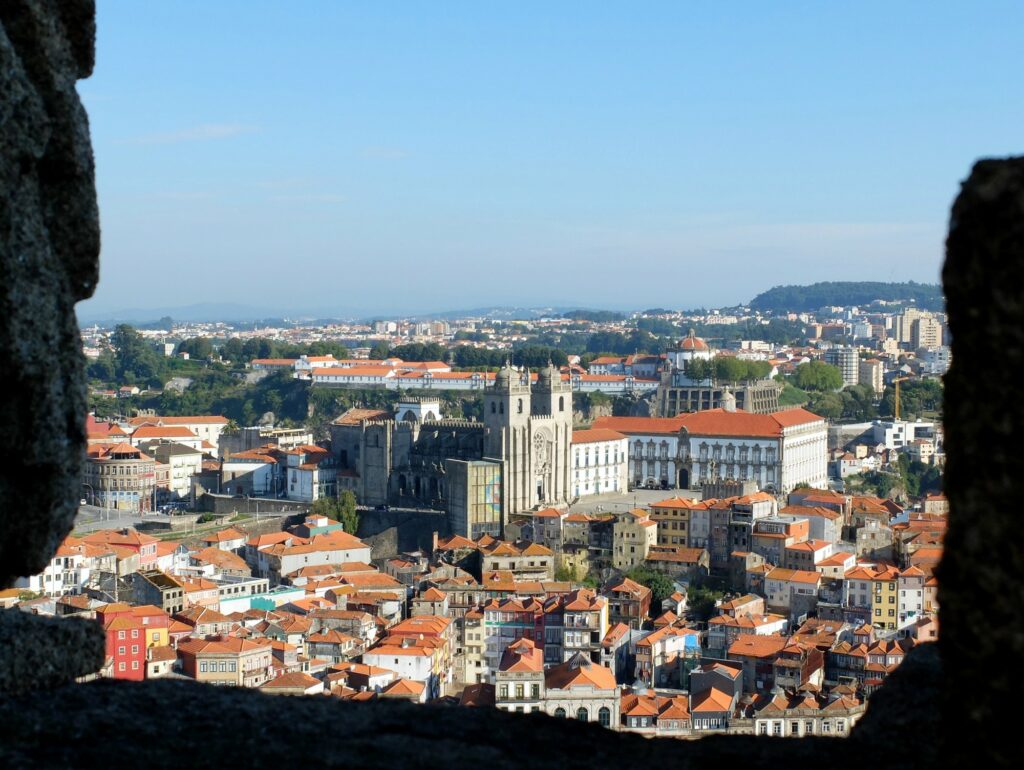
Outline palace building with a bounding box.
[592,394,827,495]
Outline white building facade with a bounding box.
[571,429,629,498]
[593,406,828,495]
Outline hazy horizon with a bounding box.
[78,2,1023,318]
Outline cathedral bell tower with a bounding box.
[529,362,573,508]
[484,363,533,519]
[532,362,572,417]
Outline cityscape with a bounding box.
[9,2,1022,764]
[9,287,947,735]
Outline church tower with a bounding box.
[529,363,573,508]
[532,362,572,417]
[484,363,533,517]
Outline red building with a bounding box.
[98,605,146,681]
[83,528,159,568]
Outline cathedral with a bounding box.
[329,362,573,537]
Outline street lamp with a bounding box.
[81,482,109,521]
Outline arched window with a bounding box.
[576,707,589,721]
[491,402,496,414]
[499,402,504,415]
[559,395,565,412]
[599,707,611,727]
[517,398,523,414]
[554,707,566,718]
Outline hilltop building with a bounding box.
[656,331,781,416]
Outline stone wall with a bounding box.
[939,157,1024,766]
[358,508,450,559]
[0,0,99,588]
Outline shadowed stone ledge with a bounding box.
[941,157,1024,768]
[0,644,939,769]
[0,610,105,695]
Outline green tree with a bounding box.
[311,497,339,519]
[313,491,360,534]
[554,564,579,583]
[778,383,810,407]
[221,337,245,363]
[807,392,844,421]
[338,490,359,535]
[838,384,878,421]
[880,379,943,419]
[792,360,843,392]
[714,357,748,383]
[111,324,164,387]
[87,347,116,383]
[636,317,680,336]
[687,585,724,621]
[625,567,676,609]
[177,337,213,359]
[684,358,713,381]
[369,341,391,360]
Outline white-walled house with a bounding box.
[571,429,629,498]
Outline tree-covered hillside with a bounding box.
[749,282,943,312]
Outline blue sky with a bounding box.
[78,1,1024,319]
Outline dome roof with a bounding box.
[538,361,559,384]
[678,329,709,351]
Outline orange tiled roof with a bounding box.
[571,428,627,444]
[728,633,789,659]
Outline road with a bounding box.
[74,504,174,533]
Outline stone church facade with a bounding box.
[330,364,573,537]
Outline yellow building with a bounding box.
[870,567,900,632]
[613,509,658,571]
[558,545,591,581]
[462,609,487,684]
[131,604,171,648]
[648,496,697,548]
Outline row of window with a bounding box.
[91,463,151,476]
[552,706,611,726]
[498,683,541,699]
[758,719,846,735]
[200,660,238,673]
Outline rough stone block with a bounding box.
[0,0,98,587]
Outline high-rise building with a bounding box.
[824,347,859,388]
[858,358,884,395]
[911,316,943,350]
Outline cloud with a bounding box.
[127,124,260,145]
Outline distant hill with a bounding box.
[749,282,944,313]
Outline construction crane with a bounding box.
[892,376,912,420]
